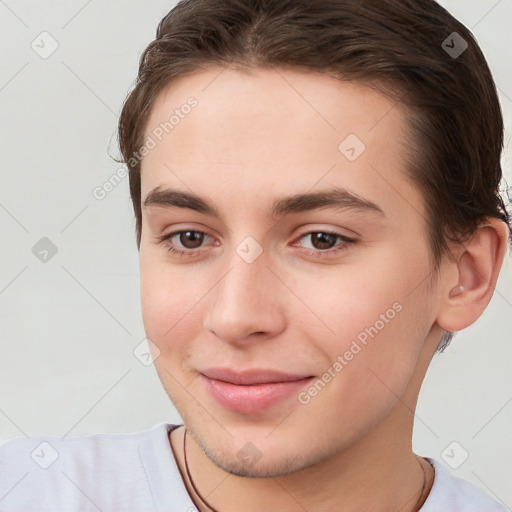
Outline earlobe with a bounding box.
[436,219,509,333]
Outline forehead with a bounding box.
[144,66,403,150]
[140,66,424,224]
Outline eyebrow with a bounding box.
[143,186,385,219]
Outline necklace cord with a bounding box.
[184,427,219,512]
[182,427,431,512]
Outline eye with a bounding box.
[293,231,356,257]
[157,230,213,257]
[157,229,356,259]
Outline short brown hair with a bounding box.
[117,0,511,283]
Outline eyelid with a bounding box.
[157,222,216,240]
[291,230,356,256]
[293,230,356,244]
[157,228,216,248]
[294,224,359,240]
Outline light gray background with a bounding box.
[1,0,511,506]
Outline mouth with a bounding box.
[200,367,315,414]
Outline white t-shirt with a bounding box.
[0,423,508,511]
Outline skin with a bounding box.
[138,65,508,512]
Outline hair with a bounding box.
[117,0,511,351]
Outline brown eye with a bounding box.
[157,229,213,257]
[294,231,356,258]
[175,231,205,249]
[308,232,339,250]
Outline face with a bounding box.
[139,66,442,477]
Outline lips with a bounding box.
[200,367,314,414]
[201,367,312,385]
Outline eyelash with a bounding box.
[157,229,356,259]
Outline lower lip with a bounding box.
[201,374,314,414]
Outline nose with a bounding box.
[203,246,287,346]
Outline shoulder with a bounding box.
[422,458,510,512]
[0,423,183,512]
[0,422,173,471]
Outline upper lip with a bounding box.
[201,367,313,385]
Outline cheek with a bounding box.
[140,262,170,341]
[139,251,198,345]
[293,250,431,384]
[288,259,402,341]
[299,293,428,440]
[140,259,201,391]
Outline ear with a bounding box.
[436,218,510,333]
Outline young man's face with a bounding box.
[139,66,444,476]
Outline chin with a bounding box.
[195,430,329,479]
